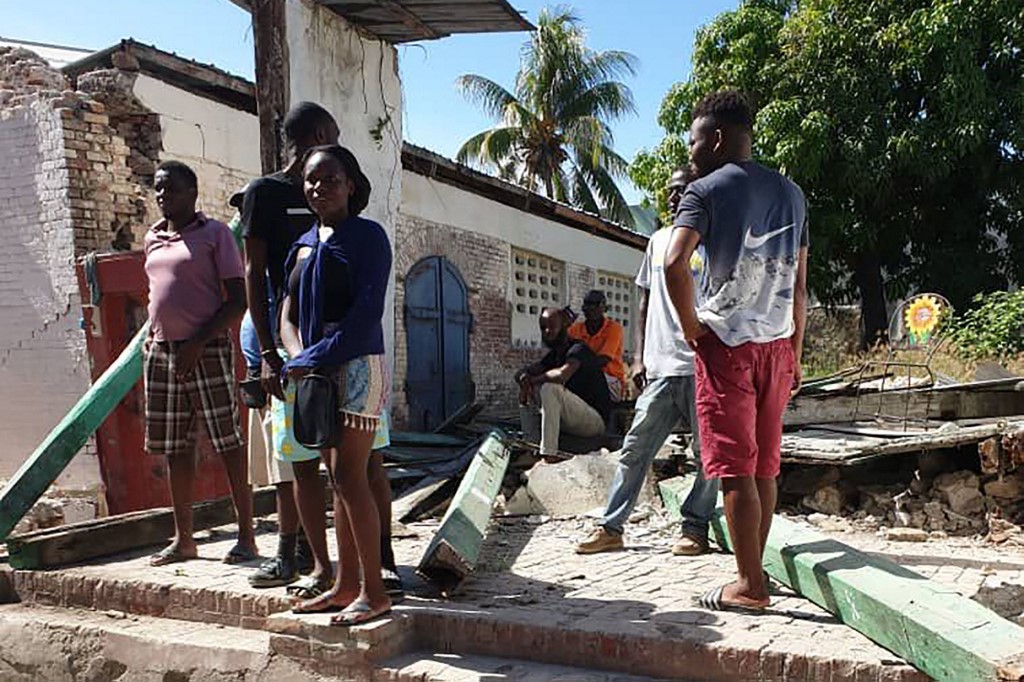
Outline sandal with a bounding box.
[248,555,298,588]
[330,600,391,627]
[292,590,349,614]
[286,575,332,600]
[697,585,768,614]
[223,543,259,565]
[150,545,196,567]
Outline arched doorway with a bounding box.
[403,256,473,431]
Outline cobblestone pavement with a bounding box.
[7,507,1024,680]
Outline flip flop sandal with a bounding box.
[286,575,332,600]
[150,546,195,567]
[697,585,768,615]
[330,602,392,627]
[223,543,259,565]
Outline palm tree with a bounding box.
[456,7,638,226]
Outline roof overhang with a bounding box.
[402,144,648,251]
[231,0,533,44]
[63,39,256,115]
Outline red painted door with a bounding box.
[76,252,238,514]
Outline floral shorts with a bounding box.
[334,354,391,432]
[272,351,391,462]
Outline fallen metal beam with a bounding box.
[660,477,1024,682]
[416,431,510,590]
[6,486,279,569]
[0,322,149,542]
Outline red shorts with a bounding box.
[694,333,795,479]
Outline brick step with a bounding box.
[2,567,926,681]
[380,650,685,682]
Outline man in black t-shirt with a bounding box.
[516,308,610,459]
[242,102,337,590]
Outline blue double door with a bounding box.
[404,256,473,431]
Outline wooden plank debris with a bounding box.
[781,419,1024,466]
[785,379,1024,428]
[6,486,278,569]
[432,401,485,435]
[393,477,461,524]
[390,431,471,448]
[417,431,511,590]
[0,322,149,541]
[659,477,1024,682]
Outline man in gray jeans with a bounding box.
[577,169,720,555]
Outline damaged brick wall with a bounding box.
[0,47,99,488]
[393,214,540,426]
[75,65,161,249]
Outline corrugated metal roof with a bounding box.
[309,0,533,43]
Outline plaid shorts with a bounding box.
[144,337,244,456]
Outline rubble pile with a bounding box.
[780,460,1024,544]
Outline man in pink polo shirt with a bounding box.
[665,90,808,613]
[144,160,257,567]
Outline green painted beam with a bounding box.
[0,322,150,541]
[660,477,1024,682]
[417,431,510,589]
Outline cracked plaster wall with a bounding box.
[0,48,97,487]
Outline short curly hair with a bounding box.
[692,89,753,131]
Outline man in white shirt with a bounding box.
[576,168,720,556]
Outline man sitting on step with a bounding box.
[569,289,628,402]
[516,307,612,460]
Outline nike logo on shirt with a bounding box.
[743,222,796,249]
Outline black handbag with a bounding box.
[293,371,339,449]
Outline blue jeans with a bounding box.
[240,296,278,372]
[601,375,719,539]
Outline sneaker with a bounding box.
[248,554,299,588]
[671,534,709,556]
[382,567,405,600]
[575,527,624,554]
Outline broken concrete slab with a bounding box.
[523,450,657,518]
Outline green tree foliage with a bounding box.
[630,0,1024,345]
[457,7,638,226]
[948,291,1024,360]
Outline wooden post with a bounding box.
[417,431,510,589]
[252,0,290,174]
[660,477,1024,682]
[7,486,279,569]
[0,322,149,541]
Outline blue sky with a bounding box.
[1,0,738,202]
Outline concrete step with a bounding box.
[0,603,326,681]
[381,650,686,681]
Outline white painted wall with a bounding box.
[401,171,644,274]
[284,0,403,370]
[132,73,262,221]
[0,99,98,488]
[401,171,644,350]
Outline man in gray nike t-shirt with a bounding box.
[664,90,809,614]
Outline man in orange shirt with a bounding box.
[569,290,627,401]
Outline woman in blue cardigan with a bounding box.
[279,144,392,626]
